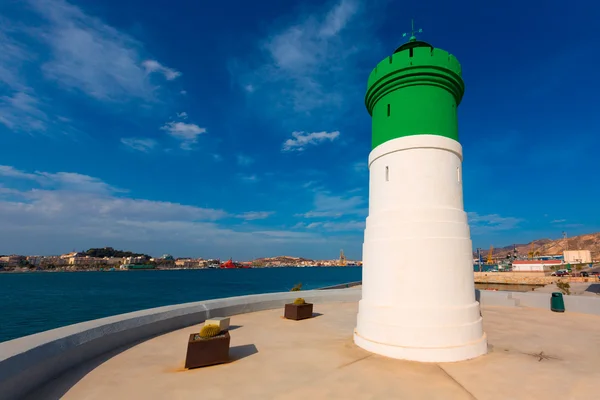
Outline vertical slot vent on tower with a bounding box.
[387,104,390,117]
[385,166,389,182]
[409,48,414,58]
[457,167,460,183]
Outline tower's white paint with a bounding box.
[353,134,488,362]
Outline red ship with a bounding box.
[219,258,251,269]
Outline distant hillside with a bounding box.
[253,255,313,264]
[475,232,600,259]
[84,247,150,259]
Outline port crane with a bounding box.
[528,243,541,259]
[339,249,347,266]
[486,245,494,265]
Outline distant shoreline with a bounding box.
[0,265,359,274]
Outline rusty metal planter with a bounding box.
[284,303,314,320]
[185,331,230,369]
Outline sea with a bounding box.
[0,267,362,343]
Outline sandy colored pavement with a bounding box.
[28,302,600,400]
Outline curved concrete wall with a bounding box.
[317,281,362,290]
[0,288,360,400]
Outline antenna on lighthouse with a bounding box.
[402,19,423,42]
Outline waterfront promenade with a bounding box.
[27,300,600,399]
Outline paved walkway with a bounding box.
[28,303,600,400]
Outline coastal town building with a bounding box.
[511,260,563,275]
[174,258,206,268]
[0,255,25,267]
[39,256,67,267]
[25,256,44,266]
[0,250,363,270]
[103,257,123,265]
[564,250,592,264]
[60,252,83,260]
[123,256,146,265]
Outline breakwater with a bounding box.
[474,272,599,285]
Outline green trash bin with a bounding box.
[551,292,565,313]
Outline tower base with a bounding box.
[354,330,488,363]
[355,134,488,364]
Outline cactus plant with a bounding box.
[290,282,303,292]
[199,324,222,339]
[293,297,306,305]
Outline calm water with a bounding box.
[0,267,362,343]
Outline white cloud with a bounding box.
[352,161,367,173]
[0,1,184,136]
[160,121,206,150]
[467,212,522,234]
[26,0,178,102]
[239,174,259,183]
[232,0,378,126]
[0,92,48,132]
[0,165,323,257]
[302,181,316,189]
[237,211,274,221]
[318,0,359,37]
[176,111,188,119]
[236,155,254,166]
[250,230,317,239]
[551,219,566,223]
[0,165,120,194]
[282,130,340,152]
[120,138,157,152]
[296,190,366,219]
[0,25,31,91]
[142,60,181,81]
[0,165,38,180]
[296,220,365,232]
[0,23,49,132]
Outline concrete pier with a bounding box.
[26,301,600,400]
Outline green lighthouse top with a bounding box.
[365,21,466,149]
[365,22,464,113]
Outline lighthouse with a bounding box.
[353,27,488,362]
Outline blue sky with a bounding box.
[0,0,598,260]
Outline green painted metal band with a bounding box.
[366,49,465,150]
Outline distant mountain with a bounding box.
[475,232,600,259]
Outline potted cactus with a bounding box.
[284,297,314,320]
[184,323,230,369]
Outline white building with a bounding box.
[563,250,592,264]
[0,255,25,266]
[123,256,145,265]
[26,256,44,266]
[511,260,563,274]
